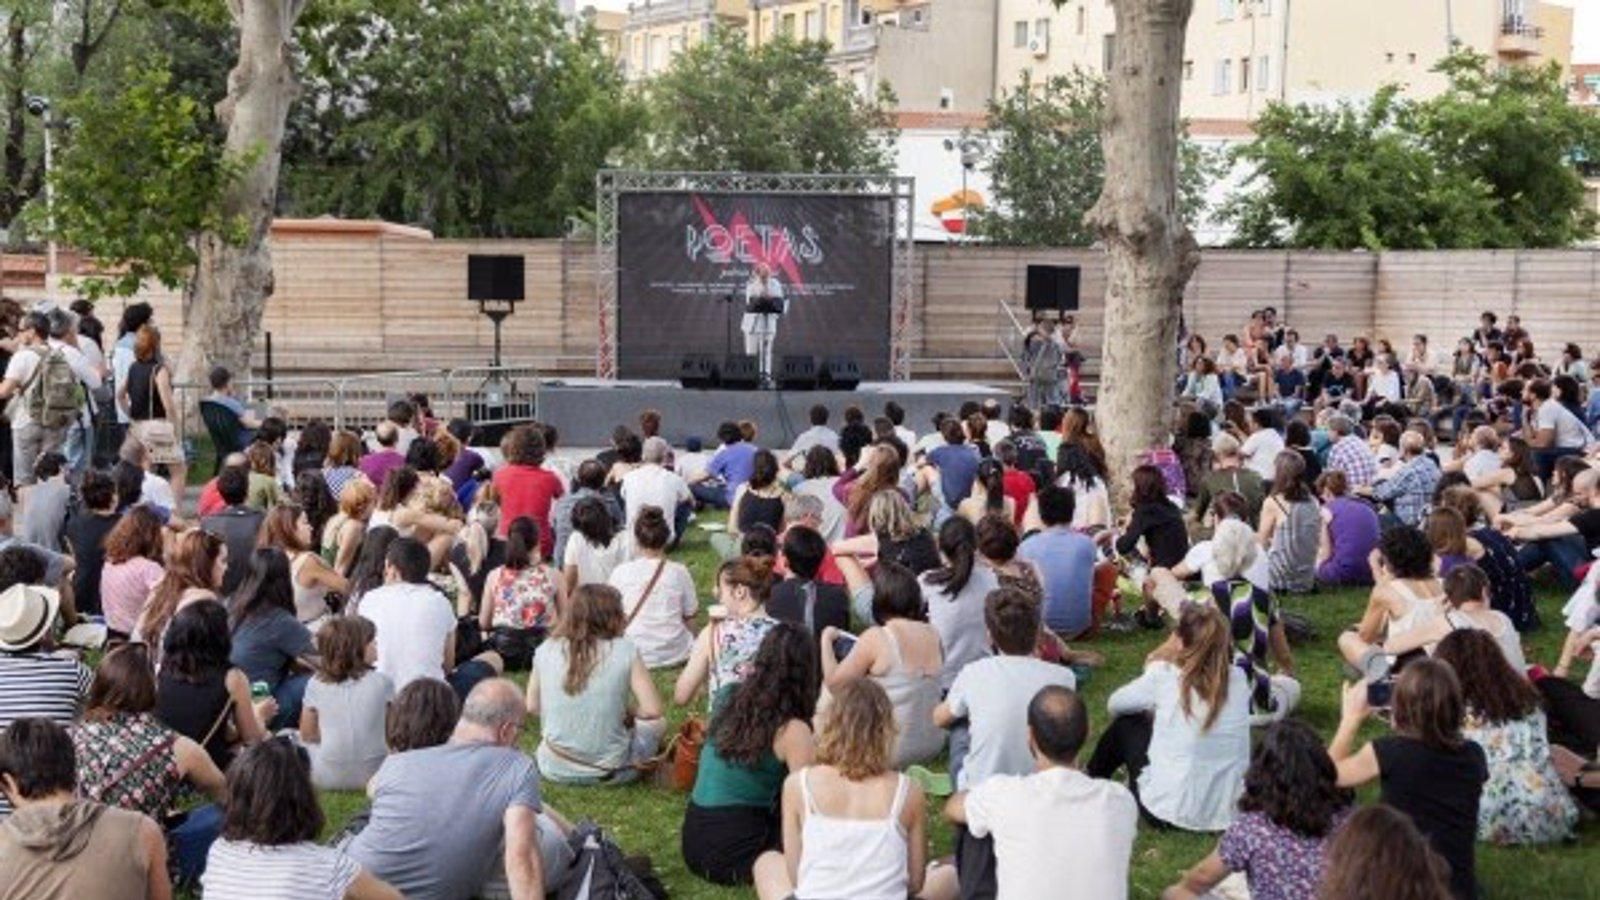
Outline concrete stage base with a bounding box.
[534,379,1011,448]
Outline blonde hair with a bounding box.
[462,485,502,571]
[815,679,896,781]
[866,490,919,542]
[337,479,376,520]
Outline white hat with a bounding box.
[0,583,60,652]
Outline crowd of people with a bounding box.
[0,299,1595,900]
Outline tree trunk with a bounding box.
[1085,0,1200,511]
[176,0,306,397]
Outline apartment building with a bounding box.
[619,0,748,81]
[747,0,999,111]
[996,0,1574,131]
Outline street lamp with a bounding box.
[943,135,985,241]
[25,95,55,300]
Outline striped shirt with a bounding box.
[202,840,363,900]
[0,651,91,817]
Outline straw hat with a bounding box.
[0,583,60,652]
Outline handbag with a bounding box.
[662,716,706,793]
[489,625,545,672]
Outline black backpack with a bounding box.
[556,822,667,900]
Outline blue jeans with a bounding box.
[1533,446,1583,482]
[671,501,693,549]
[446,658,498,700]
[690,482,730,510]
[168,803,222,885]
[269,672,309,731]
[1516,534,1588,591]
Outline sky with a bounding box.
[577,0,1600,63]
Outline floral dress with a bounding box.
[1463,709,1578,845]
[71,713,182,818]
[708,614,779,708]
[489,565,559,631]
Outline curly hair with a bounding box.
[815,679,896,781]
[710,623,818,768]
[1432,629,1540,726]
[1237,719,1353,837]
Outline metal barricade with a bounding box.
[334,370,453,432]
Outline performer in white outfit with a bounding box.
[742,262,787,385]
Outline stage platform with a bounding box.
[534,379,1011,448]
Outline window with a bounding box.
[1213,59,1232,95]
[1257,55,1270,91]
[1407,52,1417,64]
[1385,51,1395,63]
[649,35,664,72]
[1014,20,1029,48]
[1035,18,1051,44]
[1077,6,1086,34]
[1103,33,1116,73]
[1218,0,1235,20]
[805,9,820,39]
[781,13,797,36]
[1184,59,1194,80]
[939,88,955,109]
[1239,57,1250,92]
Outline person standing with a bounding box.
[743,262,787,385]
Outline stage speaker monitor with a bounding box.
[468,254,525,303]
[819,356,861,391]
[722,355,761,390]
[679,354,720,389]
[1024,264,1081,312]
[778,355,818,391]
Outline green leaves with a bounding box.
[29,63,245,299]
[1224,52,1600,249]
[636,29,896,176]
[972,69,1217,247]
[282,0,642,238]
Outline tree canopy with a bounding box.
[974,69,1216,246]
[636,29,897,175]
[283,0,641,238]
[1224,53,1600,250]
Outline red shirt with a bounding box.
[492,464,565,560]
[1003,468,1035,529]
[196,479,226,518]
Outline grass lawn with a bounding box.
[315,513,1598,899]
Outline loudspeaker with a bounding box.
[468,255,525,302]
[1025,265,1081,312]
[679,354,719,389]
[722,355,761,390]
[819,356,861,391]
[778,355,818,391]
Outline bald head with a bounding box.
[1399,430,1425,457]
[457,678,525,745]
[1027,685,1088,767]
[375,420,399,448]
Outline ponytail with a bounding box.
[1175,604,1233,731]
[926,517,977,596]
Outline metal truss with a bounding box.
[594,169,917,380]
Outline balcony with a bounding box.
[1497,19,1544,58]
[842,23,878,53]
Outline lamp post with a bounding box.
[26,96,55,300]
[943,135,985,241]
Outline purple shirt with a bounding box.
[360,449,406,491]
[707,442,759,506]
[1218,809,1350,900]
[1316,496,1379,586]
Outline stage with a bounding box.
[534,379,1010,448]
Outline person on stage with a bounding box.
[743,262,787,385]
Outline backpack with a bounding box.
[556,822,666,900]
[25,347,83,429]
[1139,447,1187,500]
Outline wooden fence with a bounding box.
[7,222,1598,382]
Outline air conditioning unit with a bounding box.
[1029,36,1049,57]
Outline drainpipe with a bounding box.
[1279,0,1291,103]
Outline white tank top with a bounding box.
[795,770,910,900]
[291,552,331,624]
[1387,579,1440,643]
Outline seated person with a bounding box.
[1017,486,1099,640]
[359,538,503,698]
[609,507,699,669]
[767,525,850,641]
[528,584,665,784]
[206,365,262,450]
[0,718,170,900]
[751,680,957,900]
[300,617,394,792]
[945,686,1137,900]
[348,679,573,900]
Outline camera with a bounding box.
[24,96,49,117]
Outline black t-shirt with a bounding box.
[1115,501,1190,569]
[1373,735,1489,900]
[1571,508,1600,552]
[63,509,120,619]
[768,578,851,640]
